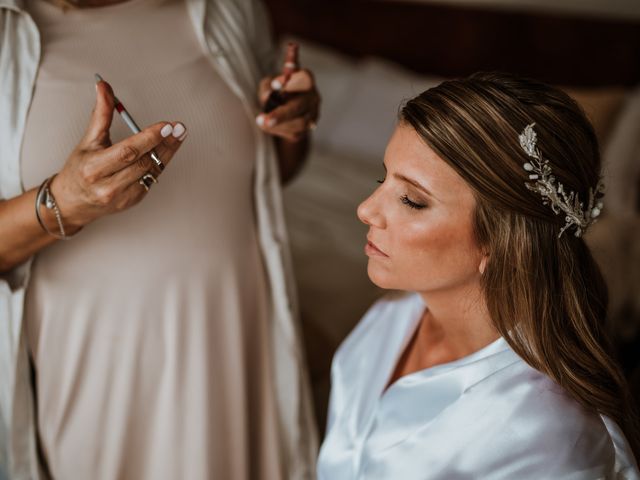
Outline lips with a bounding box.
[365,238,388,257]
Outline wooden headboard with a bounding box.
[262,0,640,87]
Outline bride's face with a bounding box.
[357,124,485,294]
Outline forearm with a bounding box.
[0,188,63,272]
[276,135,310,184]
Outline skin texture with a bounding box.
[357,124,499,381]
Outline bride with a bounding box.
[317,72,639,479]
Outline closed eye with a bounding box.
[401,195,426,210]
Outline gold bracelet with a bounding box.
[35,174,79,240]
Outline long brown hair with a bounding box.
[402,72,640,459]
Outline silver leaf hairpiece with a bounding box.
[518,123,604,238]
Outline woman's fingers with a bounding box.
[256,93,318,140]
[106,122,187,195]
[255,67,320,142]
[153,122,187,160]
[83,121,173,179]
[267,94,315,125]
[81,80,115,149]
[270,69,315,93]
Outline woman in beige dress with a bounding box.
[0,0,320,478]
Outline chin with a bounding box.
[366,262,399,290]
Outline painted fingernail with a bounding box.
[172,123,186,138]
[161,124,173,137]
[271,79,283,90]
[178,131,188,142]
[256,115,265,127]
[266,117,277,128]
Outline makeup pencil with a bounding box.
[94,73,165,171]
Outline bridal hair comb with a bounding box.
[518,123,604,238]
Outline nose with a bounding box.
[357,189,386,229]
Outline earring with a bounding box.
[479,257,488,275]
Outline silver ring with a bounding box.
[138,172,158,192]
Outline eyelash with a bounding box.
[376,179,426,210]
[401,195,426,210]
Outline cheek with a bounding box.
[368,210,482,291]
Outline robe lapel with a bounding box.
[335,294,424,446]
[365,337,520,453]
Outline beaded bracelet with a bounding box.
[35,174,79,240]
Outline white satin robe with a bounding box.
[317,292,639,479]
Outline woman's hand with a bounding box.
[255,69,321,142]
[51,81,187,231]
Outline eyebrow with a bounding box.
[383,162,435,199]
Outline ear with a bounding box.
[479,254,489,275]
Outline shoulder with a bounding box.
[478,360,621,476]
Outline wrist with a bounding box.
[38,175,83,238]
[49,174,85,232]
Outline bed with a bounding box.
[261,0,640,432]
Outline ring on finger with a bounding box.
[139,172,158,192]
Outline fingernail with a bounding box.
[256,115,265,127]
[267,117,277,128]
[172,123,186,138]
[161,124,173,137]
[271,79,282,90]
[178,132,188,142]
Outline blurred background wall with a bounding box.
[383,0,640,19]
[261,0,640,435]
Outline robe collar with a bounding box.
[342,293,520,453]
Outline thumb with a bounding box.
[83,80,115,148]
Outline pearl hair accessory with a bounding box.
[519,123,604,238]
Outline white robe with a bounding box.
[318,292,639,479]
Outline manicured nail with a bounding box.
[271,78,283,90]
[256,115,265,127]
[266,117,277,128]
[160,124,173,137]
[172,123,186,138]
[178,132,188,142]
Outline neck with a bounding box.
[418,279,499,360]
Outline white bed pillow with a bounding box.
[283,38,443,159]
[315,58,443,159]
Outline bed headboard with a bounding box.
[262,0,640,87]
